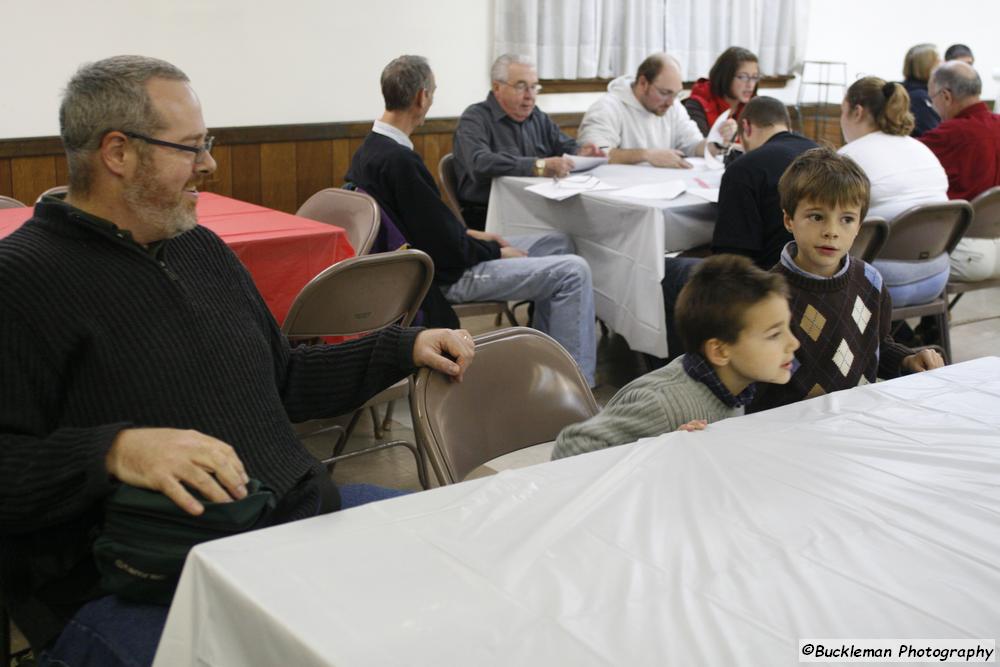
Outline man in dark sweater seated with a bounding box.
[661,96,817,358]
[0,55,474,666]
[348,55,597,386]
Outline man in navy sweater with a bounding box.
[0,55,474,666]
[348,55,597,386]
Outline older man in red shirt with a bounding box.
[920,60,1000,285]
[919,61,1000,200]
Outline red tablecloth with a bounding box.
[0,193,355,325]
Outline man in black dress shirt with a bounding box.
[452,54,603,230]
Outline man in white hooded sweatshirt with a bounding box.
[578,53,721,168]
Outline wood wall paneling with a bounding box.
[230,143,262,205]
[11,156,57,205]
[332,139,351,188]
[3,106,844,215]
[0,160,12,199]
[259,142,298,212]
[795,104,845,149]
[295,140,334,204]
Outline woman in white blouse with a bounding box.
[838,76,950,308]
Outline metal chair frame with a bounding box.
[281,249,436,488]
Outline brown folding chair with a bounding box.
[295,188,380,256]
[850,217,889,262]
[35,185,68,202]
[281,249,435,488]
[875,200,973,363]
[410,327,599,486]
[437,153,466,223]
[946,186,1000,309]
[0,195,26,209]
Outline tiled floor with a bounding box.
[7,288,997,659]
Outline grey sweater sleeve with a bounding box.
[552,362,743,460]
[552,385,689,459]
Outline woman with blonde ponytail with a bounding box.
[838,76,950,308]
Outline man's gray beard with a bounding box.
[122,162,199,240]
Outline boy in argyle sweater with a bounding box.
[750,147,943,412]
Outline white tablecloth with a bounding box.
[485,162,721,357]
[154,358,1000,667]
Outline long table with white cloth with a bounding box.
[154,357,1000,666]
[485,160,722,357]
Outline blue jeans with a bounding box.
[661,256,702,360]
[873,254,950,307]
[444,232,596,386]
[39,483,406,667]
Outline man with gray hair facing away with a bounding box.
[577,53,724,169]
[920,60,1000,282]
[452,53,604,230]
[349,55,597,386]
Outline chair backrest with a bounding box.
[281,248,433,338]
[0,195,26,209]
[411,327,599,484]
[850,217,889,263]
[437,153,467,226]
[352,186,411,255]
[295,188,380,256]
[877,200,973,261]
[36,185,68,202]
[968,186,1000,239]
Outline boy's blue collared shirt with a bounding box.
[779,241,851,279]
[682,352,757,409]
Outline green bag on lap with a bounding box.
[93,479,276,605]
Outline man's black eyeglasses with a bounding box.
[123,131,215,162]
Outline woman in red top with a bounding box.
[683,47,760,140]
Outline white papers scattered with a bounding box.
[525,174,615,201]
[603,180,686,201]
[565,154,609,172]
[687,188,720,204]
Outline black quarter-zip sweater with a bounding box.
[0,197,419,648]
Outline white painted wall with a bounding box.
[1,0,998,139]
[0,0,493,138]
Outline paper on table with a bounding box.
[564,154,609,172]
[603,180,686,201]
[706,109,731,146]
[524,174,616,201]
[703,145,725,170]
[687,188,720,204]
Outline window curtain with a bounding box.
[494,0,807,79]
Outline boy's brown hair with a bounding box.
[778,147,871,221]
[675,254,789,354]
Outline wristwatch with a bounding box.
[534,158,546,177]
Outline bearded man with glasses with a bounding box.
[578,53,724,169]
[0,55,475,666]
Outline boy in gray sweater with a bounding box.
[552,254,799,459]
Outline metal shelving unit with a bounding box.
[795,60,848,143]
